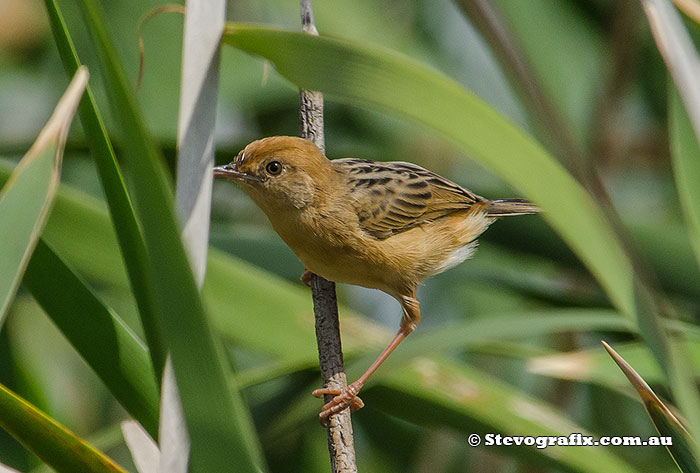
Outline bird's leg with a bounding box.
[300,269,313,287]
[312,291,421,426]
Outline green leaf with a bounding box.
[0,382,126,473]
[76,1,265,470]
[22,240,160,437]
[44,0,166,380]
[0,67,87,324]
[603,341,700,473]
[670,90,700,268]
[221,25,635,320]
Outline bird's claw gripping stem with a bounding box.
[312,381,365,426]
[300,269,313,287]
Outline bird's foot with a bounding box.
[300,269,313,287]
[312,381,365,426]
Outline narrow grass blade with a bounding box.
[169,1,227,464]
[673,0,700,25]
[642,0,700,140]
[602,341,700,473]
[44,0,166,379]
[159,360,189,473]
[221,25,635,319]
[76,1,265,470]
[121,421,159,473]
[22,239,160,437]
[0,462,21,473]
[670,90,700,267]
[0,67,87,323]
[0,382,126,473]
[528,333,700,387]
[176,0,225,285]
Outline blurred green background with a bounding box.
[1,0,700,471]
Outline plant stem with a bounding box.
[299,1,357,472]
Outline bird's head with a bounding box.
[214,136,333,211]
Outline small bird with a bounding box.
[214,136,538,425]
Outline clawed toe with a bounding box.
[300,269,313,287]
[313,382,365,426]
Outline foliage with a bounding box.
[0,0,699,472]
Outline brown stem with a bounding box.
[299,1,357,472]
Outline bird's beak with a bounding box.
[213,163,261,182]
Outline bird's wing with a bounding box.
[332,159,484,239]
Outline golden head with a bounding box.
[214,136,333,210]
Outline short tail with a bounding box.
[486,199,539,217]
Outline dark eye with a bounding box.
[265,161,282,175]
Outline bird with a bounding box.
[214,136,538,425]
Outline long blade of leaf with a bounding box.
[75,2,265,470]
[0,462,21,473]
[44,0,166,380]
[0,382,126,473]
[670,90,700,268]
[175,0,224,284]
[642,0,700,140]
[0,67,87,323]
[121,421,159,473]
[603,341,700,473]
[22,239,160,436]
[166,1,227,467]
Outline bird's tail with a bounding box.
[486,199,539,217]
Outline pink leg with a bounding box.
[313,292,420,426]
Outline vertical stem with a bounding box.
[299,1,357,472]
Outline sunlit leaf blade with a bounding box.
[0,462,21,473]
[44,0,166,379]
[673,0,700,25]
[221,25,635,318]
[175,0,225,285]
[159,361,189,473]
[0,382,126,473]
[670,90,700,268]
[642,0,700,141]
[602,341,700,473]
[0,67,87,324]
[22,240,160,436]
[170,2,226,464]
[76,1,265,471]
[121,421,159,473]
[528,336,700,387]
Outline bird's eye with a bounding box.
[265,161,282,175]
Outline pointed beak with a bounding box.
[213,163,261,182]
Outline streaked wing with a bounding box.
[332,158,483,239]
